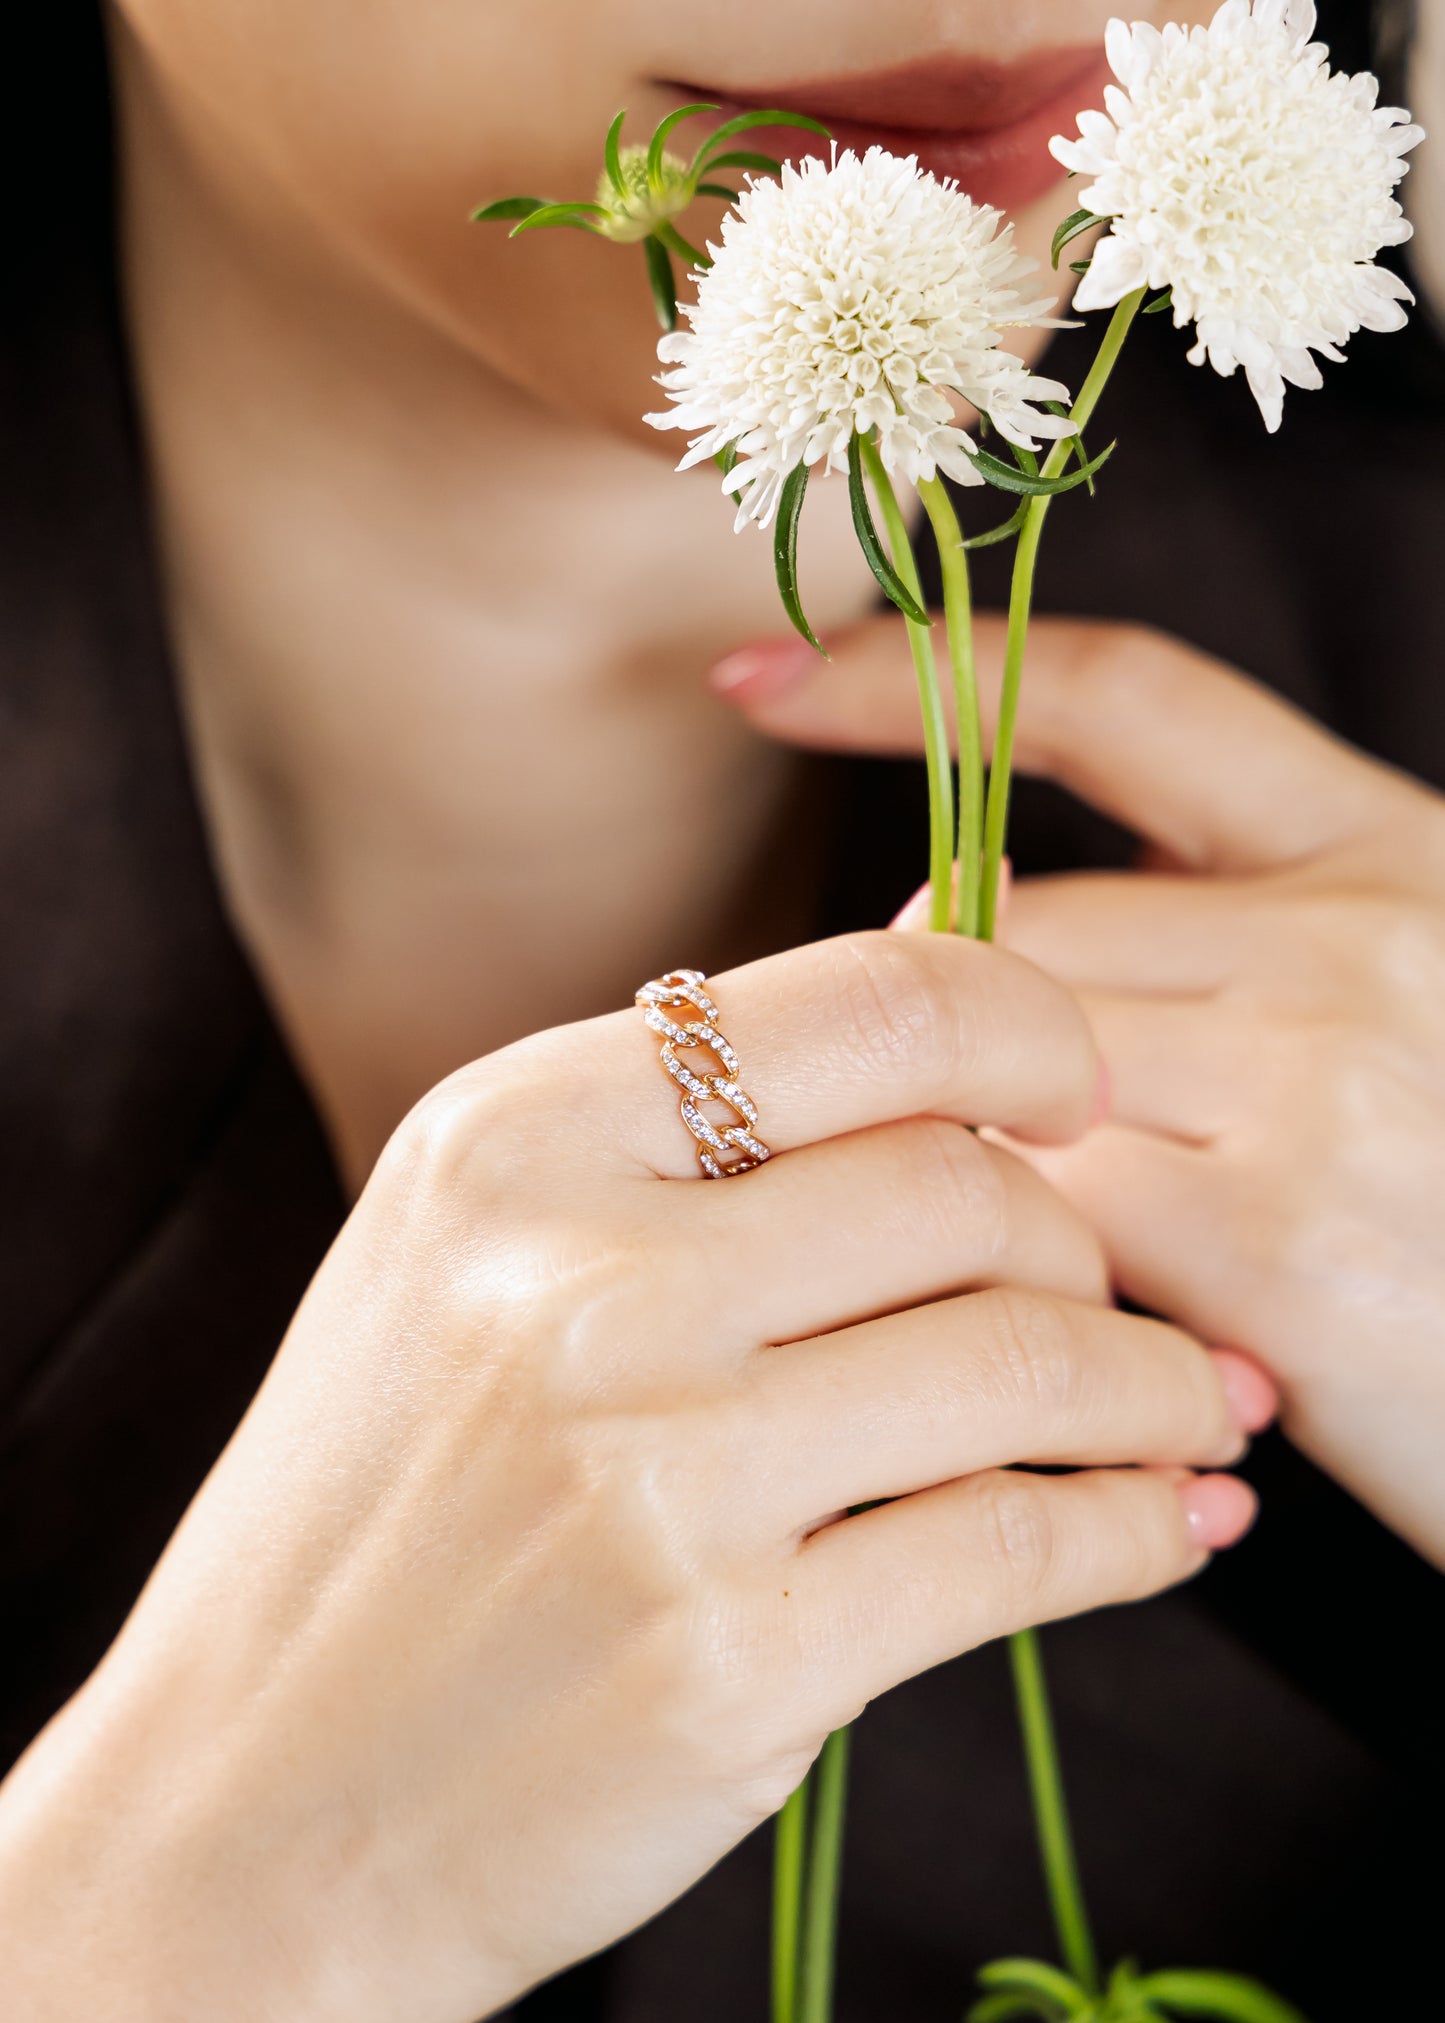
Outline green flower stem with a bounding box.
[861,438,955,931]
[1008,1630,1099,1997]
[798,1725,852,2023]
[979,286,1145,940]
[918,475,982,938]
[772,1773,811,2023]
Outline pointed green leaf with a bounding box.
[971,439,1115,497]
[693,107,831,174]
[603,109,628,194]
[648,102,719,191]
[1143,287,1174,315]
[963,500,1029,551]
[509,202,605,237]
[967,1995,1065,2023]
[1051,207,1103,268]
[978,1959,1092,2015]
[846,432,930,626]
[698,149,785,176]
[470,195,547,224]
[712,441,740,476]
[773,462,827,656]
[1070,259,1092,275]
[1133,1970,1308,2023]
[1011,444,1040,478]
[643,235,678,330]
[696,182,741,203]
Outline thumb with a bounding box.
[714,613,1404,874]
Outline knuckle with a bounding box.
[1065,620,1178,716]
[826,932,961,1083]
[973,1285,1085,1424]
[381,1037,559,1194]
[972,1470,1058,1604]
[909,1118,1009,1261]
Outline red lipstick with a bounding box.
[672,48,1111,215]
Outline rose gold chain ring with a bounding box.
[635,970,773,1179]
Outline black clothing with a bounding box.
[2,4,1442,2016]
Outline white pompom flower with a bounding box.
[645,146,1077,531]
[1050,0,1424,431]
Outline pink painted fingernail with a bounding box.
[1089,1059,1112,1129]
[1180,1473,1258,1551]
[709,637,819,700]
[1210,1349,1279,1434]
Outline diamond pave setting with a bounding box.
[635,969,773,1178]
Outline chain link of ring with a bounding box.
[635,970,773,1178]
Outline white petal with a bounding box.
[1071,233,1147,311]
[1048,134,1111,178]
[1104,18,1134,84]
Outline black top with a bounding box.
[2,5,1443,2017]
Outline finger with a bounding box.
[752,1288,1246,1532]
[1004,872,1259,994]
[1071,989,1252,1144]
[706,1121,1108,1350]
[789,1464,1254,1723]
[716,614,1403,873]
[1026,1125,1247,1348]
[535,931,1101,1180]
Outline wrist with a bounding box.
[0,1659,327,2023]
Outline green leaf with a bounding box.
[470,195,547,223]
[695,182,741,202]
[508,202,605,237]
[971,439,1115,497]
[773,462,827,656]
[1143,287,1174,315]
[693,106,831,174]
[643,234,678,330]
[846,432,930,626]
[699,148,785,176]
[979,1959,1092,2015]
[963,501,1029,551]
[1133,1971,1309,2023]
[1070,258,1092,275]
[968,1995,1066,2023]
[1051,207,1103,269]
[648,102,719,191]
[713,441,740,476]
[603,109,628,195]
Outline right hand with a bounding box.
[0,931,1265,2023]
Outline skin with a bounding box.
[0,932,1262,2019]
[0,0,1432,2012]
[722,617,1445,1569]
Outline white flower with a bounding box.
[645,146,1076,531]
[1050,0,1424,431]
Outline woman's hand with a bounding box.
[719,617,1445,1568]
[0,931,1257,2023]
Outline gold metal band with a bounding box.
[635,970,773,1179]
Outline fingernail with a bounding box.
[1089,1059,1112,1129]
[709,637,819,701]
[889,882,933,931]
[1209,1349,1279,1434]
[1180,1473,1258,1551]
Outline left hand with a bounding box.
[716,614,1445,1569]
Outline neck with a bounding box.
[112,28,873,1184]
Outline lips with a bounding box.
[671,48,1112,215]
